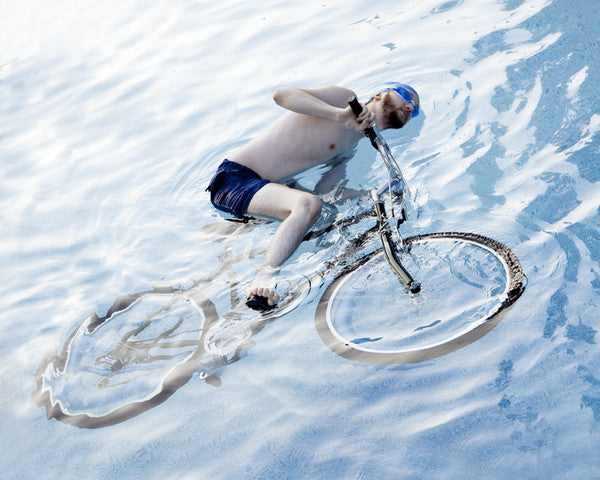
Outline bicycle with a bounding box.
[32,99,526,428]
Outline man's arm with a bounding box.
[272,86,374,132]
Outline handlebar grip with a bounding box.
[348,96,378,148]
[348,96,363,117]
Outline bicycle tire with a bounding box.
[32,273,312,429]
[314,232,526,364]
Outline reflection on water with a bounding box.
[34,291,208,426]
[33,223,312,428]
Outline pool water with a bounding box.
[2,0,599,478]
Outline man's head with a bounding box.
[367,83,420,130]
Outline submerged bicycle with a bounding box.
[32,98,526,428]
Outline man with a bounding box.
[207,83,420,310]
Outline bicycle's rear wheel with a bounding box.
[314,232,526,364]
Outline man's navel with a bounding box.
[329,144,336,151]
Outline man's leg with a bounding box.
[245,183,322,306]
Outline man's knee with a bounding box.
[294,193,322,222]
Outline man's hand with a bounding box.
[339,103,375,132]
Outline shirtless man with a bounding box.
[207,83,420,309]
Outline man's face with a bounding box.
[380,90,419,129]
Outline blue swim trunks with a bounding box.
[206,159,270,218]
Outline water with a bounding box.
[2,0,599,478]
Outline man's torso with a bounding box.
[229,111,362,182]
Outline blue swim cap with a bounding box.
[386,83,420,118]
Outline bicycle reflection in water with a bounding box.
[32,219,315,429]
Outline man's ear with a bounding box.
[372,93,383,101]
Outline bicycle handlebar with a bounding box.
[348,97,379,149]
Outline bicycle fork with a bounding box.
[371,188,421,294]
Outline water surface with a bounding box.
[2,0,599,478]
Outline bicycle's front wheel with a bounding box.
[315,232,526,364]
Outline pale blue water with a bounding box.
[2,0,600,478]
